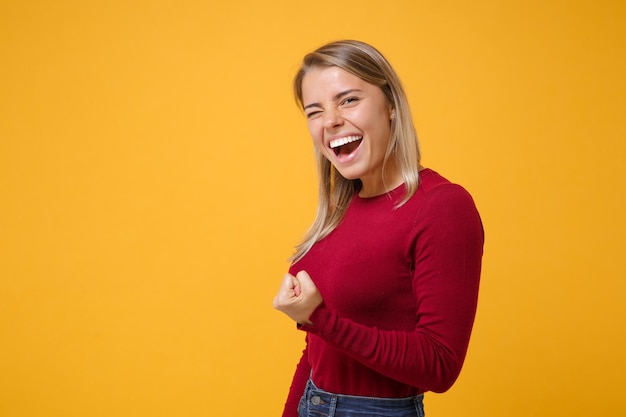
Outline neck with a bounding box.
[358,168,404,198]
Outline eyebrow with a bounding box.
[303,89,363,111]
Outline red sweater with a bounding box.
[282,169,484,417]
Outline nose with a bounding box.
[322,108,343,129]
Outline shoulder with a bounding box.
[415,169,476,204]
[412,169,481,224]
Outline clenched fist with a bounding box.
[273,270,323,325]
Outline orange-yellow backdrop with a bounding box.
[1,1,625,416]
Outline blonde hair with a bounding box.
[291,40,421,262]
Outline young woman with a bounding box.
[273,40,484,417]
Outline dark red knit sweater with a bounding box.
[282,169,484,417]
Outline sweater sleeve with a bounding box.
[299,184,483,393]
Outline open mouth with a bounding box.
[330,135,363,158]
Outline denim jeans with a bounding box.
[298,379,425,417]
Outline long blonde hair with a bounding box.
[291,40,421,262]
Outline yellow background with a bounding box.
[1,1,625,416]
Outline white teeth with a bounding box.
[329,135,362,149]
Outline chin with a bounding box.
[334,169,362,181]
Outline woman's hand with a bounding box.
[273,270,323,325]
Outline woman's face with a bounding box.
[301,66,398,196]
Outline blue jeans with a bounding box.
[298,379,425,417]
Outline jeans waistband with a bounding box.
[301,379,424,417]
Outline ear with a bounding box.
[390,108,396,120]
